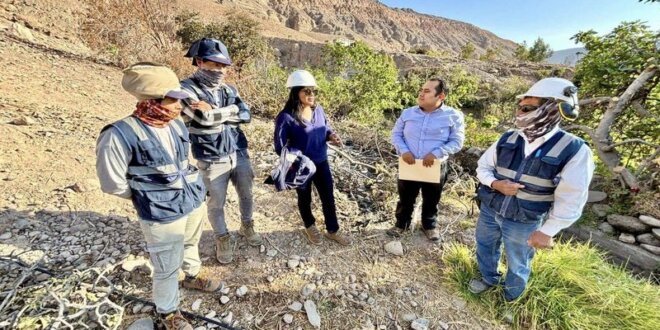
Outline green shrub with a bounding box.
[313,41,401,127]
[442,242,660,330]
[460,43,476,59]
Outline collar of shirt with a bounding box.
[518,125,560,156]
[415,103,449,114]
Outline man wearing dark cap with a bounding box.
[180,38,261,264]
[96,63,221,330]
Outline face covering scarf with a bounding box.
[515,100,561,143]
[192,68,224,89]
[133,99,181,128]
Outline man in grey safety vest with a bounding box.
[469,77,594,305]
[96,63,221,330]
[179,38,261,264]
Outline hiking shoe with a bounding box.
[303,225,322,245]
[386,226,405,238]
[423,227,441,242]
[468,278,492,294]
[181,273,222,292]
[159,310,193,330]
[215,234,233,264]
[324,230,352,246]
[239,222,263,246]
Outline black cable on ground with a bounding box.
[0,256,240,330]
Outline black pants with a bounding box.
[296,160,339,233]
[395,165,448,230]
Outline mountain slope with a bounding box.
[184,0,518,56]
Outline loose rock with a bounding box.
[411,318,430,330]
[127,318,154,330]
[191,299,202,311]
[289,301,303,311]
[301,283,316,297]
[384,241,404,256]
[283,313,294,324]
[653,228,660,240]
[220,296,230,304]
[304,300,321,328]
[619,233,636,244]
[236,285,248,297]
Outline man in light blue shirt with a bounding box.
[389,78,465,241]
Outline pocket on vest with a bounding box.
[143,190,184,219]
[137,140,168,166]
[191,134,220,158]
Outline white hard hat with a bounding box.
[286,70,317,88]
[517,77,578,107]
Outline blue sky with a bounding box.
[378,0,660,50]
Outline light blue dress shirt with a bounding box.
[391,104,465,160]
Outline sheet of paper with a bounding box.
[398,158,442,183]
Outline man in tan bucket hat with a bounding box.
[96,62,221,330]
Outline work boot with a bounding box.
[159,310,193,330]
[239,222,263,246]
[324,230,352,246]
[467,278,492,295]
[303,225,322,245]
[215,234,233,264]
[423,227,441,242]
[386,226,405,238]
[181,273,222,292]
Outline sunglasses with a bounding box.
[302,88,317,96]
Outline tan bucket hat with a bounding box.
[121,62,188,101]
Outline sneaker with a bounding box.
[181,273,222,292]
[303,225,322,245]
[423,227,441,242]
[159,310,193,330]
[324,230,352,246]
[468,278,492,294]
[215,234,233,264]
[386,226,405,238]
[239,222,263,246]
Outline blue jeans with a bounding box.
[475,204,540,301]
[198,150,254,237]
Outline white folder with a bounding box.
[398,158,442,183]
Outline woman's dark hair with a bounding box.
[282,86,312,126]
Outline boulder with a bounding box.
[639,215,660,228]
[640,244,660,255]
[636,233,660,247]
[587,191,607,203]
[607,215,650,234]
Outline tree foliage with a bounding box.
[514,38,552,62]
[571,21,660,190]
[176,12,270,69]
[312,41,401,127]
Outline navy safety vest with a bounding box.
[104,116,206,222]
[477,129,584,223]
[180,78,249,160]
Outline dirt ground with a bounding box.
[0,8,505,329]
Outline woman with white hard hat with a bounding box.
[273,70,352,246]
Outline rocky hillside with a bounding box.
[187,0,518,56]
